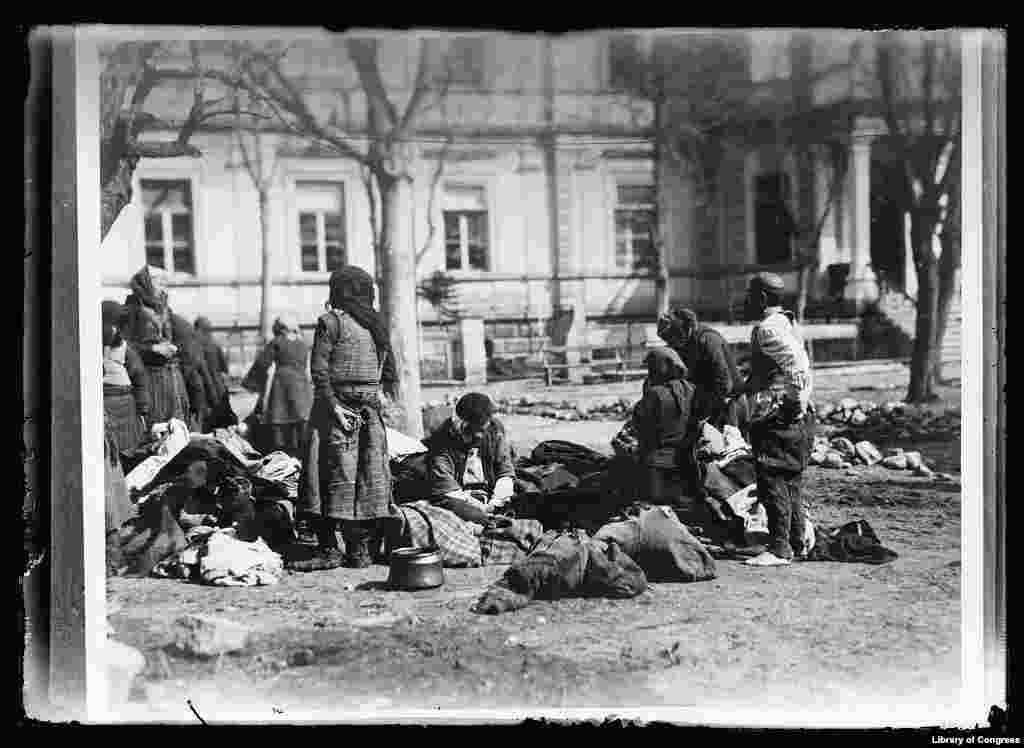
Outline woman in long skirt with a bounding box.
[248,316,314,458]
[101,300,149,455]
[299,265,399,569]
[120,266,191,427]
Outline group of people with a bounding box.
[103,263,815,575]
[633,272,815,567]
[101,265,232,458]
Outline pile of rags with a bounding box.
[153,526,284,586]
[473,528,648,614]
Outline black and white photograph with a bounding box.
[20,25,1007,729]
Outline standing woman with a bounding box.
[120,265,191,427]
[250,315,313,459]
[101,300,149,455]
[301,265,399,569]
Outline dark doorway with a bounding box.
[870,158,906,292]
[755,172,797,264]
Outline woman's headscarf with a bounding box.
[273,315,301,338]
[327,265,390,357]
[644,346,691,413]
[656,307,697,347]
[129,265,169,313]
[194,316,214,334]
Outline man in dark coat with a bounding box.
[194,316,229,403]
[657,307,746,433]
[169,313,212,432]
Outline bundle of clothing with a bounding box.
[112,427,302,579]
[473,504,718,614]
[152,526,285,586]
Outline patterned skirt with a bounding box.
[144,361,190,425]
[300,395,396,522]
[103,386,144,455]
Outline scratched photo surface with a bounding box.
[37,27,978,726]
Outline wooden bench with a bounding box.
[541,344,626,386]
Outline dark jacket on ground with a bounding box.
[677,325,741,425]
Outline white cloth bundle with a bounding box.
[386,427,427,460]
[724,484,769,536]
[714,425,753,468]
[198,529,284,587]
[254,451,302,498]
[124,418,191,495]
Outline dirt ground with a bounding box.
[103,369,962,726]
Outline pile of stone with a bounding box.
[493,395,635,422]
[809,435,949,480]
[816,399,961,441]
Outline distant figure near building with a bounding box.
[194,316,230,403]
[246,315,314,459]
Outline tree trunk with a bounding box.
[906,229,940,403]
[377,172,424,438]
[931,208,961,385]
[100,153,138,242]
[651,96,670,319]
[257,190,273,343]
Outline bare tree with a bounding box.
[222,35,455,437]
[875,31,961,402]
[229,102,280,343]
[100,41,253,241]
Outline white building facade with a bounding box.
[99,30,896,374]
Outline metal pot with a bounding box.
[387,546,445,590]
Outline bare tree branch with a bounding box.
[416,134,454,266]
[346,37,399,129]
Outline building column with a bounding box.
[845,123,881,308]
[458,316,488,386]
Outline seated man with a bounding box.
[424,393,516,524]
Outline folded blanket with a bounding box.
[397,501,482,567]
[473,529,647,614]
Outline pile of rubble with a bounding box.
[493,396,635,422]
[815,398,961,441]
[809,434,954,481]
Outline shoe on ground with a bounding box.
[744,551,792,567]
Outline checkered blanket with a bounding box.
[477,519,546,566]
[397,501,481,567]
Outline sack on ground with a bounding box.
[594,505,716,583]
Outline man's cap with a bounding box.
[194,315,214,331]
[749,272,786,293]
